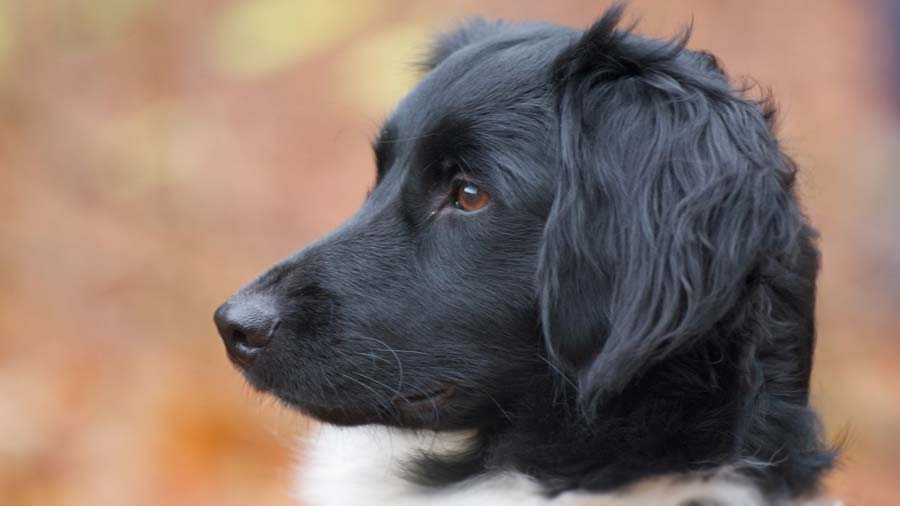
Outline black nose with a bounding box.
[214,296,280,368]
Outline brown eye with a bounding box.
[455,183,489,212]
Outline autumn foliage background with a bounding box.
[1,1,899,505]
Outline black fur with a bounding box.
[215,5,833,502]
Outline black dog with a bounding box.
[215,6,833,505]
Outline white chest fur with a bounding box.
[293,424,782,506]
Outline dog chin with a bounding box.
[292,402,387,427]
[283,391,476,431]
[270,393,452,429]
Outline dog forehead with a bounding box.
[396,24,574,129]
[373,27,571,183]
[365,24,574,202]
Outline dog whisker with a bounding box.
[351,335,407,393]
[342,371,401,416]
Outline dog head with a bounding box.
[214,7,814,438]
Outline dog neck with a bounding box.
[294,424,791,506]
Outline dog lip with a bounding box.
[393,384,456,411]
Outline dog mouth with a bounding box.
[393,384,456,412]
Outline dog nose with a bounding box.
[214,296,280,367]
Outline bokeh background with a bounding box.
[1,0,899,504]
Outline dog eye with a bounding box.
[455,183,490,212]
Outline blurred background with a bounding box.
[1,0,898,504]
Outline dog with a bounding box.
[214,6,835,505]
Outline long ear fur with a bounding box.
[539,6,808,405]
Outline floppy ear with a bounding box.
[539,7,807,404]
[420,19,505,71]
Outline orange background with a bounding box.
[1,1,898,505]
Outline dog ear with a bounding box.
[538,7,807,406]
[421,19,505,71]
